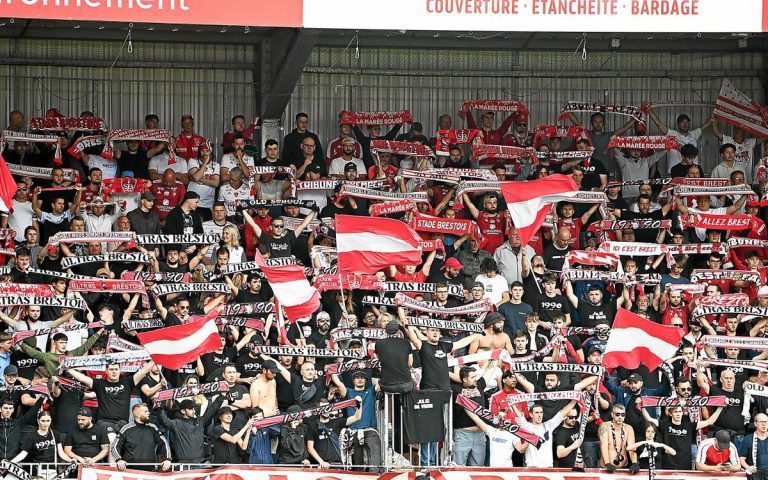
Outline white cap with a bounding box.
[758,286,768,298]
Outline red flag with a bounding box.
[136,316,222,370]
[0,152,17,213]
[603,308,684,372]
[714,79,768,138]
[254,250,320,322]
[336,214,422,274]
[500,174,581,247]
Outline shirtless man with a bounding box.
[249,359,284,416]
[600,403,638,472]
[469,312,513,354]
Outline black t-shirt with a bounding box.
[307,417,346,464]
[451,380,486,429]
[259,231,296,258]
[52,384,85,436]
[554,424,581,467]
[659,416,695,470]
[64,423,110,458]
[535,293,570,324]
[418,341,452,391]
[636,443,664,470]
[568,158,607,190]
[578,301,617,328]
[201,347,237,383]
[212,423,243,464]
[710,385,745,434]
[543,244,573,272]
[117,149,150,179]
[292,377,326,409]
[20,429,62,463]
[235,353,263,379]
[374,337,412,388]
[402,389,451,444]
[92,376,135,423]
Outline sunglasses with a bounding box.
[679,387,692,391]
[567,415,578,419]
[272,224,284,228]
[613,412,625,417]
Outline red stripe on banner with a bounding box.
[764,0,768,32]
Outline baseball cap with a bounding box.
[443,257,463,270]
[344,162,358,172]
[715,430,731,449]
[286,405,302,414]
[263,360,279,373]
[90,197,105,205]
[179,399,196,411]
[627,373,643,383]
[77,407,93,417]
[3,365,18,375]
[351,370,368,379]
[758,286,768,298]
[342,136,356,145]
[308,164,322,174]
[183,191,200,202]
[181,114,194,122]
[385,320,400,335]
[587,346,602,356]
[141,191,156,201]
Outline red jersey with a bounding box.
[476,211,508,253]
[244,215,271,258]
[174,132,207,160]
[662,303,689,334]
[150,180,186,222]
[490,388,530,423]
[368,164,398,189]
[501,132,533,148]
[465,113,516,146]
[328,137,363,166]
[557,217,583,250]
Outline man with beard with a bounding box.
[614,194,675,243]
[111,403,172,472]
[599,404,638,473]
[564,282,626,328]
[451,367,488,466]
[249,359,285,417]
[658,288,691,329]
[438,145,470,169]
[502,112,533,148]
[63,407,110,466]
[647,110,713,175]
[157,396,225,465]
[606,372,670,441]
[554,406,584,468]
[227,273,272,303]
[307,312,332,349]
[329,137,365,178]
[462,193,508,253]
[469,312,513,354]
[250,209,316,259]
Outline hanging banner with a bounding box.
[304,0,765,33]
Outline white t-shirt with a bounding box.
[475,273,509,305]
[221,153,255,175]
[9,200,34,241]
[722,135,757,184]
[149,154,189,177]
[218,183,251,217]
[666,128,702,174]
[187,158,221,208]
[487,427,517,467]
[87,155,118,179]
[516,412,564,467]
[329,157,365,177]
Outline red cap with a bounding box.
[45,108,63,118]
[516,112,529,124]
[180,113,194,122]
[443,257,463,270]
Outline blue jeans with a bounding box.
[420,442,438,466]
[583,441,601,468]
[453,429,487,466]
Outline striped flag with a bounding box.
[500,174,581,247]
[603,308,684,372]
[137,314,222,370]
[255,251,320,322]
[0,152,17,213]
[713,79,768,138]
[336,214,422,274]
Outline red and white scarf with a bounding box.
[472,144,536,162]
[29,116,106,132]
[692,304,768,319]
[600,219,672,230]
[339,110,412,126]
[49,231,134,246]
[698,335,768,350]
[106,336,144,353]
[558,101,644,125]
[370,139,434,157]
[150,283,231,297]
[607,135,680,151]
[533,125,590,142]
[410,212,479,237]
[435,129,483,156]
[680,212,752,230]
[220,302,274,316]
[460,100,528,116]
[675,184,756,197]
[640,396,729,408]
[324,359,380,385]
[690,269,761,284]
[330,328,389,343]
[60,252,149,270]
[313,274,382,292]
[698,293,750,307]
[665,283,706,294]
[121,271,192,283]
[153,381,229,407]
[6,163,79,183]
[13,321,102,344]
[338,184,429,203]
[566,250,620,269]
[404,316,484,333]
[2,130,62,164]
[369,200,417,217]
[68,279,147,295]
[100,128,173,159]
[0,295,85,309]
[0,283,52,297]
[101,177,152,195]
[395,293,492,317]
[67,134,107,159]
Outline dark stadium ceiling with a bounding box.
[0,20,767,52]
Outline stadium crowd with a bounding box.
[0,100,767,477]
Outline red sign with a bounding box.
[0,0,302,28]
